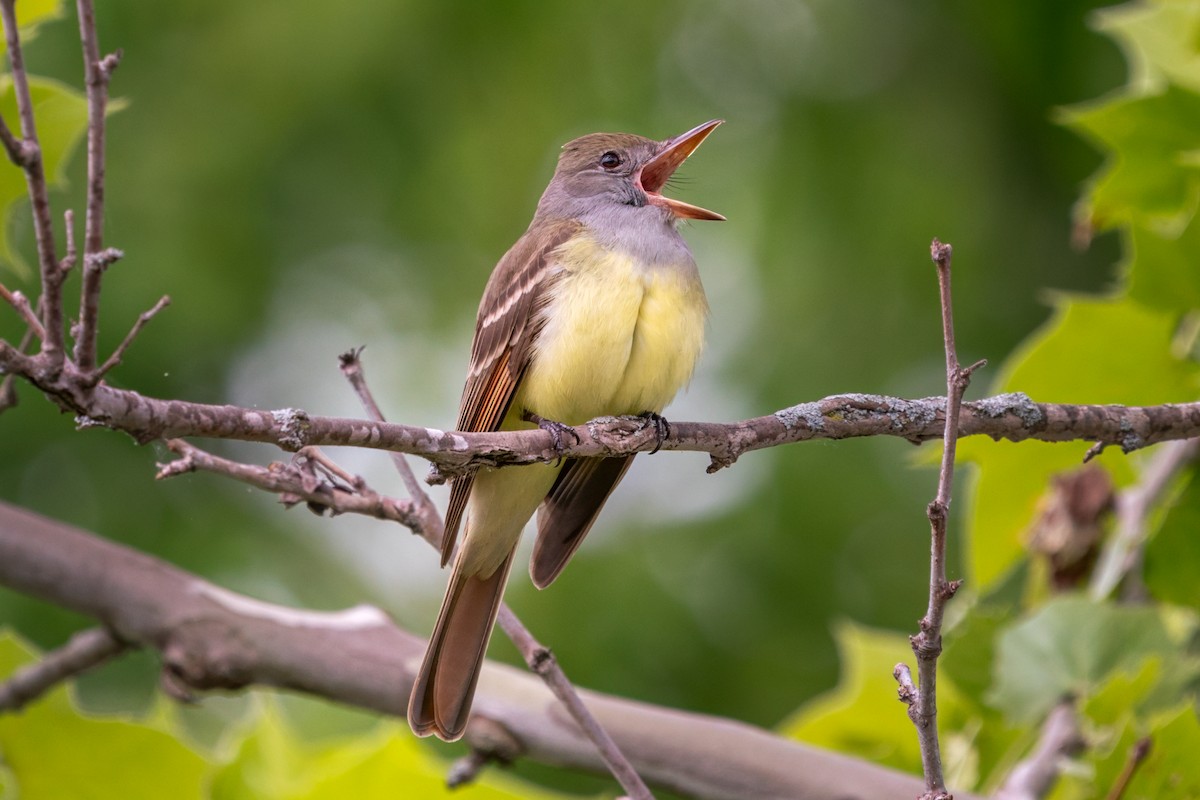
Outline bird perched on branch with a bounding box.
[409,120,724,741]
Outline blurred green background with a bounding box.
[0,0,1126,784]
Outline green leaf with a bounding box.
[1062,82,1200,233]
[1117,705,1200,799]
[989,596,1183,724]
[1127,216,1200,314]
[1091,0,1200,95]
[0,631,209,800]
[1145,470,1200,611]
[942,605,1012,702]
[1082,657,1163,727]
[0,0,62,47]
[1054,704,1200,800]
[211,697,570,800]
[0,76,88,277]
[960,297,1199,591]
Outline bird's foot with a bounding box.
[523,411,580,462]
[637,411,671,454]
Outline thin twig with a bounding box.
[447,716,522,788]
[897,239,979,800]
[73,0,121,372]
[0,281,45,339]
[338,347,442,544]
[157,439,425,530]
[1090,438,1200,600]
[1103,737,1152,800]
[0,627,127,712]
[338,348,653,798]
[61,209,78,273]
[0,112,29,167]
[0,0,63,364]
[93,294,169,379]
[0,323,36,412]
[496,607,654,800]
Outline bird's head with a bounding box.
[540,120,724,223]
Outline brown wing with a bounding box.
[529,454,636,588]
[440,218,582,565]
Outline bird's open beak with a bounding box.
[639,119,725,221]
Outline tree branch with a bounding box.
[156,439,426,531]
[337,347,442,544]
[0,499,972,800]
[93,294,170,379]
[0,279,45,339]
[72,0,122,372]
[0,0,64,365]
[896,240,976,800]
[1090,437,1200,600]
[0,626,127,712]
[0,343,1195,469]
[993,701,1084,800]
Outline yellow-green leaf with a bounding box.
[211,697,573,800]
[960,297,1199,590]
[0,632,208,800]
[0,76,88,277]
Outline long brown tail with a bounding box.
[408,550,515,741]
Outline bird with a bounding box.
[408,120,724,741]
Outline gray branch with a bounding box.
[1,344,1196,472]
[0,499,981,800]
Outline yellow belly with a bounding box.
[460,233,708,577]
[514,234,708,425]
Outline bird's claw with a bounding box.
[523,411,580,462]
[638,411,671,454]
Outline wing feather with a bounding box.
[530,455,636,588]
[440,219,581,565]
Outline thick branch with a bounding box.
[0,500,968,800]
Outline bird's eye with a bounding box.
[599,151,622,170]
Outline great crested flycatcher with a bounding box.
[408,120,724,741]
